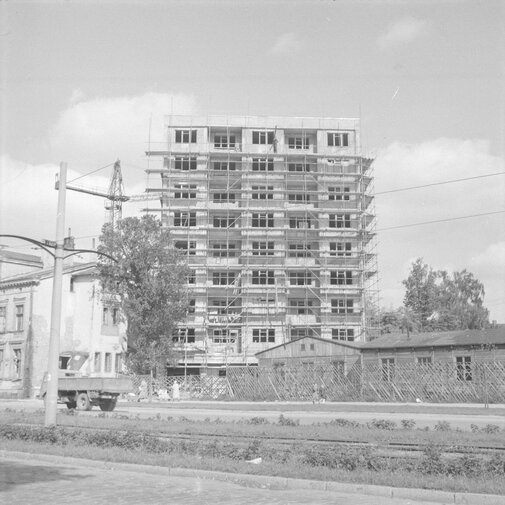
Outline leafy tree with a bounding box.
[97,216,190,374]
[402,258,438,330]
[402,258,489,332]
[380,307,420,335]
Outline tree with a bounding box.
[380,307,420,335]
[97,216,190,374]
[402,258,489,332]
[402,258,438,331]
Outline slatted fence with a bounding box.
[129,361,505,403]
[225,361,505,403]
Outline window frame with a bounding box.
[0,306,6,333]
[174,156,197,170]
[15,304,24,332]
[174,211,197,227]
[252,131,275,145]
[456,356,472,381]
[252,241,274,256]
[381,357,395,382]
[288,137,309,150]
[331,328,355,341]
[331,299,354,314]
[252,328,275,343]
[175,129,197,143]
[327,132,349,147]
[330,270,353,286]
[214,134,237,149]
[251,270,275,285]
[212,271,237,286]
[252,212,274,228]
[252,158,274,172]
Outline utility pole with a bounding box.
[45,162,67,426]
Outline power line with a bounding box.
[67,162,116,184]
[376,171,505,195]
[377,210,505,231]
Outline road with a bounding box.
[1,398,504,430]
[0,453,457,505]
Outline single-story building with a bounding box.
[249,328,505,402]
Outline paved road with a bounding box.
[0,454,452,505]
[1,399,503,430]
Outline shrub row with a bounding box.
[1,423,504,478]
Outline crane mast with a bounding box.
[56,160,162,230]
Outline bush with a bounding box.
[401,419,416,430]
[417,444,445,475]
[367,419,397,430]
[470,424,480,433]
[278,414,299,427]
[434,421,451,432]
[302,445,375,471]
[487,453,505,475]
[446,454,483,477]
[483,424,500,434]
[245,417,270,425]
[329,418,361,429]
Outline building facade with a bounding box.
[0,259,127,398]
[145,115,377,372]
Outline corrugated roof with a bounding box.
[361,328,505,350]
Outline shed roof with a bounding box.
[255,335,361,357]
[361,328,505,350]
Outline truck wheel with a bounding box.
[75,392,91,411]
[99,398,117,412]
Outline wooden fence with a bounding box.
[130,374,229,401]
[226,361,505,403]
[129,361,505,403]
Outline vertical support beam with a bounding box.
[45,162,67,426]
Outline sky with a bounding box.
[1,0,504,322]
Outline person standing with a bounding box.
[172,380,180,401]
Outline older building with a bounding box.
[0,258,126,398]
[360,328,505,376]
[145,115,378,373]
[247,329,505,402]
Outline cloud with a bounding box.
[469,242,505,313]
[0,155,147,253]
[49,91,198,182]
[2,90,198,254]
[471,241,505,269]
[270,32,300,55]
[374,138,505,321]
[377,17,428,49]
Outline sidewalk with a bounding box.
[1,450,504,505]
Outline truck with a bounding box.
[39,352,134,411]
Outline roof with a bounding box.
[255,335,361,357]
[0,250,43,267]
[0,262,97,288]
[165,115,360,130]
[361,328,505,350]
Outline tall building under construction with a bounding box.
[145,115,378,373]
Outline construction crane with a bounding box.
[56,160,163,229]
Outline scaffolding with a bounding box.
[144,115,379,370]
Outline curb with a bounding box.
[1,449,504,505]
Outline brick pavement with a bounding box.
[0,454,455,505]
